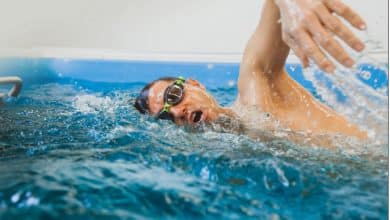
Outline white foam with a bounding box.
[73,94,115,114]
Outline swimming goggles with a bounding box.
[156,77,186,121]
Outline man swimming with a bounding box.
[134,0,368,147]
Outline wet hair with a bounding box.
[134,77,177,114]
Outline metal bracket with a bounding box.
[0,76,22,106]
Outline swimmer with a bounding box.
[134,0,368,147]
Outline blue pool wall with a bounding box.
[0,58,388,94]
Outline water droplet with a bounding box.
[11,192,20,203]
[359,71,371,80]
[227,80,235,87]
[200,166,210,180]
[25,197,40,206]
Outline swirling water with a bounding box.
[0,78,388,219]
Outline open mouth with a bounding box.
[191,110,203,123]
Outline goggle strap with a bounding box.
[162,103,171,112]
[175,77,185,86]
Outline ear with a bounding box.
[186,78,206,90]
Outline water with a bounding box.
[301,62,388,143]
[0,76,387,219]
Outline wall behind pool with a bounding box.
[0,0,387,63]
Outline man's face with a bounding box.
[147,79,222,125]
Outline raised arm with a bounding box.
[236,0,367,139]
[238,0,367,79]
[239,0,289,76]
[237,0,289,107]
[237,0,367,107]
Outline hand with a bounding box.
[275,0,366,73]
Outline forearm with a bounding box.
[241,0,289,75]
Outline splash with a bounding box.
[0,82,387,219]
[73,94,115,114]
[301,48,388,147]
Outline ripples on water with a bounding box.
[0,79,388,219]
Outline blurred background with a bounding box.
[0,0,387,62]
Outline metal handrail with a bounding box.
[0,76,22,105]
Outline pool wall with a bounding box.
[0,58,387,94]
[0,0,387,57]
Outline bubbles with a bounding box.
[9,191,40,207]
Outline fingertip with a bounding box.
[325,65,335,74]
[303,60,309,68]
[299,57,308,68]
[359,24,366,30]
[354,42,365,51]
[296,53,309,69]
[345,58,355,67]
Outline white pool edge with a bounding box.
[0,47,388,63]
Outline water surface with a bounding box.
[0,78,387,219]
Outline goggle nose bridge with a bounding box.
[156,77,186,121]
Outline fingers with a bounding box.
[292,30,335,73]
[327,16,365,52]
[294,47,310,68]
[324,0,366,30]
[278,0,367,73]
[284,34,309,68]
[314,3,365,52]
[305,8,354,67]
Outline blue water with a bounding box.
[0,58,388,219]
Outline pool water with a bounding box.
[0,58,388,219]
